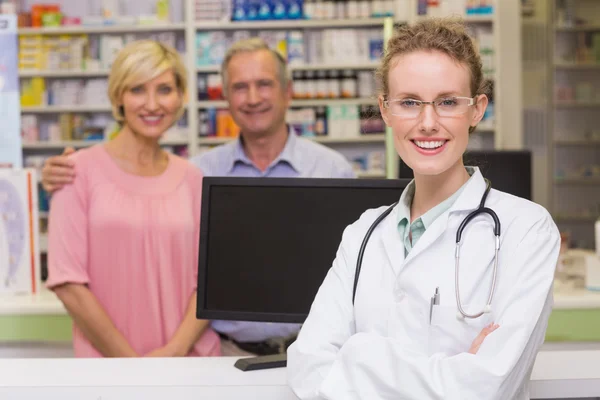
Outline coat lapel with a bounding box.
[402,169,488,268]
[380,205,407,276]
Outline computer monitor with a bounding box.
[196,177,409,324]
[398,150,532,200]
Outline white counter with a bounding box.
[0,351,598,399]
[1,287,599,316]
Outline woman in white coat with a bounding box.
[287,18,561,400]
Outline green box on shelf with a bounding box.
[41,13,62,27]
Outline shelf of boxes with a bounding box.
[17,14,188,158]
[196,62,380,73]
[555,139,600,146]
[18,23,186,35]
[21,105,112,113]
[555,101,600,108]
[554,62,600,70]
[22,137,190,150]
[550,0,600,247]
[554,24,600,32]
[194,18,391,31]
[22,140,102,149]
[16,0,520,238]
[196,98,378,109]
[197,133,385,146]
[19,69,111,78]
[554,214,600,222]
[555,178,600,186]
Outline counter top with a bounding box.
[1,287,600,316]
[0,351,598,399]
[553,288,600,309]
[0,290,65,315]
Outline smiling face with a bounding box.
[224,49,291,139]
[120,70,183,139]
[379,50,488,178]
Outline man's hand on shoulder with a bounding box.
[42,147,77,193]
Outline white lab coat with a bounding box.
[287,169,561,400]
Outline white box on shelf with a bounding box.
[0,169,40,295]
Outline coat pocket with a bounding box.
[427,305,492,357]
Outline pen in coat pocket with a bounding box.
[429,287,440,324]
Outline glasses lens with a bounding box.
[389,99,422,118]
[435,97,472,116]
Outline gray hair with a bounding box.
[220,37,291,96]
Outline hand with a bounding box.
[145,345,177,358]
[468,322,499,354]
[41,147,76,193]
[145,341,187,358]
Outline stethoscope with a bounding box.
[352,179,501,320]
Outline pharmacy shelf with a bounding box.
[196,98,378,109]
[463,14,495,23]
[198,134,385,146]
[356,169,386,179]
[554,24,600,32]
[196,66,220,73]
[195,18,390,31]
[475,122,495,132]
[19,69,110,78]
[22,138,189,150]
[554,62,600,70]
[313,134,385,143]
[196,62,380,73]
[290,62,379,71]
[197,137,232,146]
[554,178,600,185]
[21,105,112,113]
[18,22,186,35]
[554,214,600,223]
[161,138,191,146]
[412,14,494,24]
[292,98,378,107]
[196,100,228,108]
[555,101,600,108]
[554,139,600,146]
[22,140,101,149]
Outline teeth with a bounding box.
[414,140,445,149]
[142,116,161,122]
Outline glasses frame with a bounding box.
[382,96,478,118]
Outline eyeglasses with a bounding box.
[382,96,477,119]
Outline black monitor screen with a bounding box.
[196,177,409,323]
[398,150,532,200]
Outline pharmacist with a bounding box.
[287,19,560,400]
[40,37,355,357]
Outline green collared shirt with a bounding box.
[397,167,476,256]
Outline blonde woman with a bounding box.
[46,40,220,358]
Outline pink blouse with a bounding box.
[46,145,220,357]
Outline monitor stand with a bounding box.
[234,353,287,371]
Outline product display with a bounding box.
[13,0,516,249]
[195,0,396,22]
[16,1,180,28]
[18,32,183,72]
[196,28,384,67]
